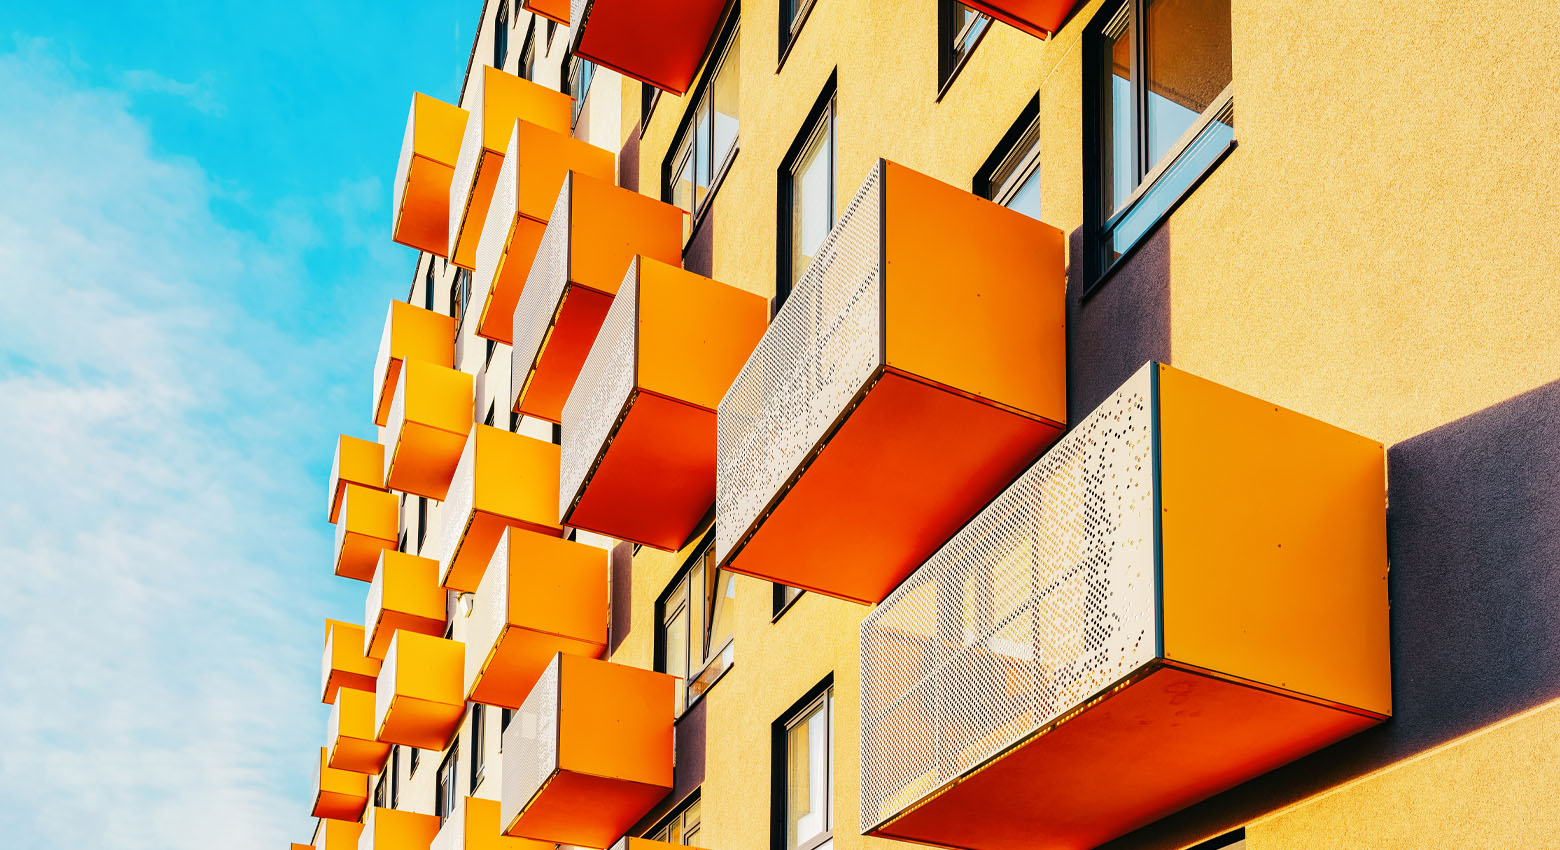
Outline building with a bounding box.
[304,2,1560,850]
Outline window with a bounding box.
[389,746,400,809]
[937,2,991,94]
[470,705,486,789]
[494,1,509,69]
[501,707,513,735]
[1085,0,1234,286]
[641,82,660,131]
[780,0,817,62]
[651,795,702,845]
[436,745,459,824]
[509,408,522,432]
[449,268,470,324]
[778,81,836,305]
[656,537,736,712]
[416,496,428,552]
[423,257,436,311]
[568,54,595,123]
[546,19,558,48]
[409,747,420,776]
[519,20,536,81]
[773,679,832,850]
[976,98,1042,220]
[665,24,741,243]
[773,584,803,619]
[374,764,387,808]
[484,400,496,427]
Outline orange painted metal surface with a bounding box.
[962,0,1081,38]
[467,529,607,707]
[563,258,767,550]
[326,686,391,774]
[383,359,474,501]
[441,426,565,592]
[440,797,554,850]
[570,0,727,95]
[365,551,447,660]
[522,0,569,24]
[328,435,384,523]
[473,138,622,345]
[361,806,441,850]
[503,655,675,847]
[332,484,398,583]
[392,93,469,257]
[321,619,381,704]
[373,301,456,427]
[449,67,575,270]
[375,630,465,750]
[313,818,363,850]
[310,746,368,821]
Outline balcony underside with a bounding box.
[515,285,612,423]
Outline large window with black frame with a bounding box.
[665,21,740,243]
[435,743,459,823]
[656,536,736,713]
[773,678,833,850]
[494,0,509,69]
[469,704,486,790]
[777,80,835,306]
[977,97,1042,221]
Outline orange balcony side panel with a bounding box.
[322,619,381,704]
[311,746,368,821]
[365,551,447,660]
[962,0,1080,38]
[384,360,474,501]
[314,818,363,850]
[375,631,465,750]
[333,484,399,582]
[571,0,727,96]
[514,286,613,422]
[295,844,314,850]
[373,301,457,427]
[328,435,385,523]
[362,807,441,850]
[634,259,768,410]
[565,176,684,298]
[327,686,391,774]
[467,529,608,707]
[509,771,670,849]
[441,427,565,592]
[870,667,1377,850]
[392,93,469,257]
[475,216,547,345]
[446,797,554,850]
[522,0,569,24]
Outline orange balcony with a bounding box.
[963,1,1080,38]
[362,807,441,850]
[569,0,727,95]
[365,551,447,660]
[328,435,385,523]
[373,301,457,427]
[560,258,766,550]
[500,655,675,848]
[310,746,368,821]
[439,426,564,592]
[326,686,391,774]
[466,529,607,707]
[313,818,363,850]
[470,130,617,345]
[508,174,682,423]
[432,797,550,850]
[332,484,399,583]
[716,160,1067,605]
[392,93,469,256]
[321,619,381,704]
[296,844,313,850]
[449,67,575,270]
[522,0,569,24]
[858,363,1391,850]
[384,359,475,501]
[375,630,465,750]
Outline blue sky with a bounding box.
[0,3,471,847]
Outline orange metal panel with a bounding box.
[514,286,612,422]
[313,818,363,850]
[362,807,441,850]
[373,301,456,427]
[468,529,607,707]
[384,359,474,501]
[310,746,368,821]
[962,0,1080,38]
[294,844,314,850]
[365,551,447,660]
[328,435,385,523]
[375,631,465,750]
[326,686,391,774]
[332,484,398,583]
[444,797,554,850]
[1156,364,1392,716]
[522,0,569,24]
[634,259,768,409]
[322,619,381,704]
[571,0,727,96]
[392,93,469,256]
[441,427,565,592]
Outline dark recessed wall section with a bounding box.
[684,213,714,278]
[629,695,707,835]
[609,540,634,655]
[1065,225,1171,424]
[619,132,640,193]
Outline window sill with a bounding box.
[678,638,735,718]
[778,0,820,73]
[935,25,993,103]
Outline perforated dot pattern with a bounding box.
[393,98,416,236]
[471,131,520,333]
[372,303,395,421]
[438,430,478,586]
[510,177,573,412]
[559,259,639,524]
[501,654,561,833]
[465,531,511,696]
[364,557,386,653]
[374,637,402,743]
[448,69,487,260]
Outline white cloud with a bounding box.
[121,68,225,115]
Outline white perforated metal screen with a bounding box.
[510,177,573,412]
[374,637,402,749]
[559,259,639,522]
[715,161,885,565]
[372,303,395,421]
[465,531,511,695]
[439,431,478,585]
[364,557,386,654]
[393,98,416,235]
[569,0,593,52]
[858,365,1161,833]
[471,132,520,334]
[383,369,409,486]
[501,654,561,834]
[448,68,487,259]
[430,799,463,850]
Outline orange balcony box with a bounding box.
[365,550,447,660]
[384,359,475,501]
[439,426,564,593]
[561,258,766,550]
[471,131,618,345]
[963,1,1080,38]
[715,159,1067,605]
[522,0,569,24]
[449,67,575,270]
[313,818,363,850]
[362,807,440,850]
[373,301,457,427]
[569,0,726,95]
[508,173,682,422]
[375,630,466,750]
[858,363,1391,850]
[329,435,385,523]
[433,796,551,850]
[297,844,314,850]
[311,746,368,821]
[466,529,607,707]
[333,484,399,583]
[500,655,675,848]
[322,619,381,704]
[393,93,470,256]
[327,686,391,774]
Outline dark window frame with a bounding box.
[772,584,804,620]
[470,704,486,789]
[771,675,834,850]
[778,0,819,69]
[974,95,1042,211]
[422,256,437,311]
[435,744,460,824]
[494,0,509,69]
[416,496,428,552]
[567,52,596,125]
[409,746,420,776]
[660,14,743,248]
[389,745,400,809]
[936,1,992,100]
[776,73,837,308]
[654,530,736,714]
[649,791,703,844]
[519,17,537,81]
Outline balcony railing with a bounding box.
[438,426,564,592]
[373,301,456,427]
[328,435,385,523]
[392,92,469,257]
[962,0,1081,38]
[332,483,399,583]
[326,686,390,774]
[375,631,466,750]
[568,0,727,95]
[384,359,474,501]
[362,806,441,850]
[522,0,569,24]
[365,551,447,660]
[310,746,367,821]
[432,796,547,850]
[859,362,1390,850]
[312,815,363,850]
[321,619,380,704]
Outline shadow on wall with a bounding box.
[1066,226,1171,424]
[609,540,633,654]
[1101,376,1560,850]
[620,132,640,193]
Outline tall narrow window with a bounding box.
[389,746,400,809]
[656,537,736,712]
[779,84,835,305]
[423,257,436,311]
[780,0,816,61]
[519,20,536,81]
[773,584,803,618]
[436,745,459,823]
[663,23,741,242]
[409,747,420,776]
[976,99,1043,221]
[568,54,596,123]
[937,2,991,93]
[449,268,471,326]
[470,705,486,789]
[774,680,832,850]
[494,1,509,69]
[416,496,428,552]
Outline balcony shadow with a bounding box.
[609,540,633,655]
[619,132,640,193]
[1065,226,1171,424]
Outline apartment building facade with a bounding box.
[305,2,1560,850]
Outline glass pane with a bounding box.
[665,604,689,681]
[1004,166,1042,220]
[786,699,830,849]
[695,101,712,207]
[712,37,739,171]
[1105,102,1233,262]
[1146,0,1233,167]
[705,566,736,659]
[673,145,694,239]
[789,115,832,286]
[952,5,991,60]
[1102,13,1135,215]
[689,565,706,661]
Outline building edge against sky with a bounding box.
[305,2,1560,850]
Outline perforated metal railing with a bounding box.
[501,654,561,833]
[325,697,344,755]
[858,367,1161,833]
[392,98,417,236]
[364,557,386,648]
[464,531,511,693]
[569,0,594,51]
[429,796,464,850]
[331,495,350,569]
[372,303,395,419]
[715,162,886,564]
[439,429,478,579]
[448,68,487,257]
[320,629,336,702]
[471,134,519,333]
[510,178,573,409]
[559,259,639,520]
